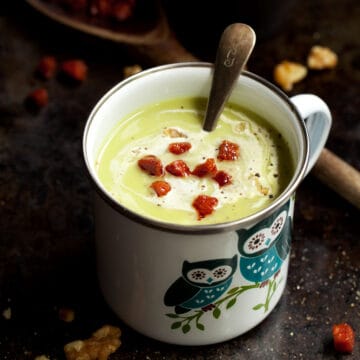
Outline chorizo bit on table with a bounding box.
[165,160,191,177]
[217,140,240,161]
[26,88,49,109]
[64,325,121,360]
[36,56,57,79]
[150,180,171,197]
[273,60,308,91]
[192,195,218,220]
[332,323,355,353]
[138,155,164,176]
[60,59,88,82]
[307,45,338,70]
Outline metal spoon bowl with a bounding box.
[203,23,256,131]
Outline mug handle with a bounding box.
[290,94,332,175]
[291,94,360,209]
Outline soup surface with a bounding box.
[96,97,293,225]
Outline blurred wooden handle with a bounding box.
[312,148,360,208]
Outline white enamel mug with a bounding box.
[83,63,331,345]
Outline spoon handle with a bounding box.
[203,23,256,131]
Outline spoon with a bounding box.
[203,23,256,131]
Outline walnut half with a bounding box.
[273,61,308,91]
[307,45,338,70]
[64,325,121,360]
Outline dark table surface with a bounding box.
[0,0,359,359]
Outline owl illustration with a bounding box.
[164,255,238,314]
[237,201,292,284]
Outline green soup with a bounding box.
[96,97,294,225]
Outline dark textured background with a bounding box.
[0,0,359,358]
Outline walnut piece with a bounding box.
[34,356,50,360]
[2,307,11,320]
[250,175,269,196]
[123,64,142,78]
[163,128,188,138]
[64,325,121,360]
[307,45,338,70]
[273,60,308,91]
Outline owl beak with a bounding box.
[207,277,213,284]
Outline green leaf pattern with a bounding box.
[166,275,283,333]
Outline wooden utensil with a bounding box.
[313,149,360,208]
[25,0,197,64]
[25,0,360,208]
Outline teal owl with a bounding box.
[164,255,238,314]
[237,201,292,284]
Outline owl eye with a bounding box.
[212,265,232,280]
[242,229,270,255]
[187,268,212,284]
[270,210,287,238]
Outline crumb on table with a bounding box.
[123,64,142,78]
[2,307,11,320]
[59,307,75,322]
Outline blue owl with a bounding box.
[237,201,292,284]
[164,255,238,314]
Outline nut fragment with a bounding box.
[123,64,142,78]
[249,174,269,195]
[273,60,308,91]
[2,307,11,320]
[307,45,338,70]
[64,325,121,360]
[163,128,187,138]
[34,356,50,360]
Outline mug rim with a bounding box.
[83,62,309,234]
